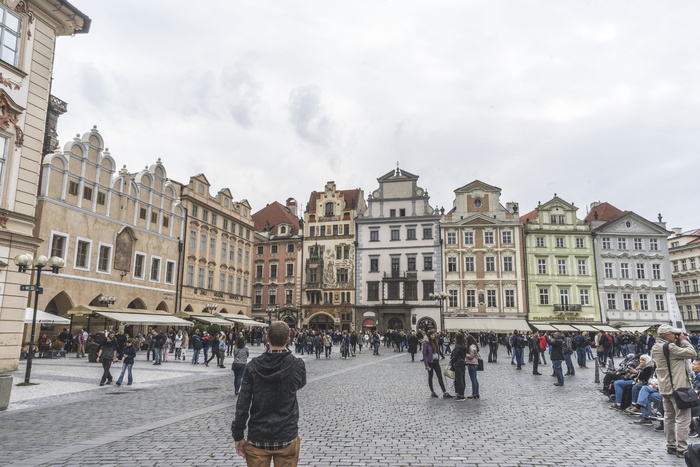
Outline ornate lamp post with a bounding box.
[429,291,448,331]
[266,304,279,325]
[205,303,218,313]
[14,253,65,384]
[98,295,117,307]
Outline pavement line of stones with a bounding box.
[5,352,404,467]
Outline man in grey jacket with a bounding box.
[651,324,697,459]
[232,321,306,466]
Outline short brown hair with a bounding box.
[267,321,290,347]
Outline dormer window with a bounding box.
[325,202,334,216]
[280,226,287,234]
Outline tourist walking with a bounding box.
[174,330,183,361]
[181,330,189,361]
[97,332,118,386]
[191,329,203,364]
[116,340,137,386]
[231,337,249,396]
[450,333,468,401]
[323,332,332,358]
[422,330,452,399]
[465,333,480,398]
[407,330,419,362]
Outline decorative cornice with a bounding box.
[14,1,34,41]
[0,73,20,90]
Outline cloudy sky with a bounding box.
[52,1,700,230]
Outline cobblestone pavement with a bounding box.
[0,346,690,466]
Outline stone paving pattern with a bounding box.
[0,347,690,466]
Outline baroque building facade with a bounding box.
[176,174,254,318]
[440,181,529,332]
[668,228,700,332]
[585,202,678,330]
[302,181,365,331]
[0,0,90,372]
[521,196,603,329]
[251,198,303,327]
[355,168,441,332]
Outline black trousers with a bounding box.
[100,358,113,384]
[454,364,466,397]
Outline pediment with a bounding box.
[457,214,500,226]
[538,196,577,213]
[454,180,501,194]
[377,168,418,181]
[597,212,670,236]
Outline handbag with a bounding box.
[443,363,455,379]
[477,354,484,372]
[663,343,700,409]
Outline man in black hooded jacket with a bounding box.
[232,321,306,466]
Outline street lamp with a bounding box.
[429,291,448,331]
[266,304,279,325]
[205,303,218,313]
[14,253,64,384]
[98,295,117,306]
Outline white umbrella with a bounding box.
[24,308,71,324]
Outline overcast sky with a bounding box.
[51,1,699,231]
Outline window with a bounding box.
[202,210,209,223]
[151,212,158,223]
[343,224,349,235]
[97,245,111,273]
[406,282,417,300]
[191,205,198,218]
[692,259,697,270]
[639,294,648,311]
[652,264,661,280]
[448,290,458,308]
[165,261,175,284]
[537,259,546,275]
[602,237,611,249]
[389,209,396,217]
[673,261,678,272]
[577,259,586,275]
[407,227,416,240]
[286,263,294,277]
[189,231,196,249]
[484,232,494,244]
[620,263,629,279]
[285,289,293,304]
[503,257,513,272]
[505,290,515,308]
[234,246,239,262]
[243,279,248,295]
[618,238,627,250]
[391,256,400,277]
[694,279,699,292]
[423,281,434,299]
[423,227,432,239]
[223,219,229,230]
[343,246,350,259]
[51,233,67,259]
[134,253,146,279]
[559,289,569,306]
[209,238,216,255]
[255,264,263,278]
[399,208,406,217]
[211,213,217,227]
[269,289,277,305]
[486,290,496,308]
[556,237,564,248]
[332,225,338,236]
[466,290,476,307]
[150,257,161,281]
[97,191,106,205]
[255,290,262,305]
[75,240,90,269]
[207,270,214,289]
[336,246,342,259]
[655,294,665,311]
[636,263,645,279]
[447,232,456,245]
[604,263,613,278]
[221,242,227,259]
[162,216,169,228]
[697,304,700,320]
[423,255,433,271]
[390,228,400,241]
[684,280,690,293]
[539,288,549,305]
[270,264,278,278]
[464,232,474,245]
[407,255,416,271]
[308,268,318,283]
[368,282,379,301]
[485,257,495,272]
[387,282,400,300]
[271,245,278,254]
[465,257,475,272]
[623,293,632,310]
[337,268,348,283]
[607,293,616,310]
[244,250,249,265]
[448,257,457,272]
[257,246,264,255]
[576,238,584,248]
[370,229,379,241]
[1,7,22,66]
[370,257,379,272]
[579,289,589,306]
[634,238,643,250]
[502,231,512,244]
[139,208,147,220]
[536,237,545,247]
[309,226,315,237]
[675,282,681,294]
[682,260,687,271]
[557,259,566,275]
[68,181,79,196]
[649,239,659,251]
[200,234,207,252]
[186,265,194,286]
[320,226,326,237]
[325,202,334,216]
[287,243,294,253]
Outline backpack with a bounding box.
[607,334,614,346]
[218,340,226,351]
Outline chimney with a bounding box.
[672,227,683,236]
[286,197,297,216]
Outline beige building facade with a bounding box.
[35,127,185,334]
[0,0,90,372]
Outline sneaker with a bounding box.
[690,431,699,438]
[455,397,466,402]
[431,392,439,398]
[609,404,621,410]
[655,424,665,432]
[633,418,652,425]
[624,407,641,415]
[115,382,121,387]
[443,392,453,398]
[553,382,564,386]
[667,446,676,455]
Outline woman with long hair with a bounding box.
[231,337,249,396]
[450,332,467,401]
[465,333,480,398]
[422,330,452,398]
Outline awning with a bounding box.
[617,325,652,333]
[531,324,559,331]
[187,314,232,325]
[443,317,531,333]
[25,308,71,324]
[552,324,579,332]
[224,316,267,327]
[572,325,600,332]
[593,325,619,332]
[92,311,192,327]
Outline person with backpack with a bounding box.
[529,332,542,375]
[512,330,526,370]
[574,332,589,369]
[547,332,566,387]
[563,332,576,376]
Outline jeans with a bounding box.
[192,349,201,364]
[632,383,644,404]
[552,359,564,384]
[427,360,447,394]
[203,347,209,362]
[637,386,662,419]
[614,379,634,405]
[539,349,547,364]
[488,344,497,362]
[373,343,380,355]
[232,363,246,393]
[154,348,163,364]
[467,364,479,396]
[116,363,133,385]
[576,348,587,367]
[585,345,594,360]
[454,364,466,397]
[564,353,575,375]
[325,346,332,357]
[315,346,322,358]
[514,348,524,369]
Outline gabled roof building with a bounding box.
[668,228,700,332]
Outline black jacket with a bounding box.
[450,344,467,368]
[232,351,306,443]
[548,337,565,361]
[122,344,137,364]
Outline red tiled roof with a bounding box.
[584,202,623,224]
[306,188,363,214]
[252,201,301,234]
[520,209,538,224]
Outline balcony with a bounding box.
[553,304,582,312]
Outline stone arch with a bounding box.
[307,312,335,330]
[184,304,194,312]
[127,298,147,309]
[45,291,74,316]
[156,301,169,312]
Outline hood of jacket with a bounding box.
[248,351,298,383]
